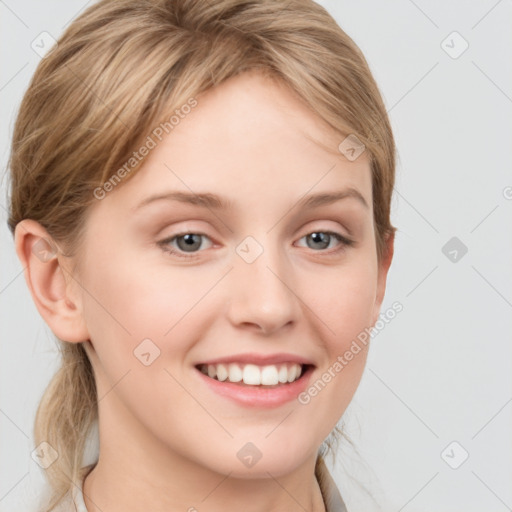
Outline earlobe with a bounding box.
[371,231,395,326]
[14,219,89,343]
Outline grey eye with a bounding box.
[304,232,335,250]
[175,233,204,252]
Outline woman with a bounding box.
[8,0,396,510]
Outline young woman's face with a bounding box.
[74,71,391,478]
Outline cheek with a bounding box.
[82,252,206,341]
[79,254,201,421]
[307,258,378,346]
[299,259,377,406]
[79,251,224,391]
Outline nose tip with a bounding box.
[226,249,300,335]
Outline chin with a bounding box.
[197,441,315,480]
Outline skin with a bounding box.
[15,70,393,512]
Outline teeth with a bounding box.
[261,365,279,386]
[243,364,261,385]
[278,365,289,383]
[200,362,304,386]
[216,363,228,382]
[288,364,297,382]
[228,363,243,382]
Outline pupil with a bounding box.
[309,232,329,249]
[179,234,201,251]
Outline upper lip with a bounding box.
[195,352,315,367]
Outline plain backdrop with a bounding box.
[1,1,511,511]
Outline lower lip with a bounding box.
[195,365,315,408]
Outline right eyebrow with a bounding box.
[133,191,234,212]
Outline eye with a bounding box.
[158,230,355,260]
[296,231,354,252]
[158,232,213,258]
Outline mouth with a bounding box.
[194,362,314,389]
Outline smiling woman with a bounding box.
[7,1,396,511]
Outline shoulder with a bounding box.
[49,493,77,512]
[48,464,94,512]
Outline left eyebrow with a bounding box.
[132,187,369,213]
[296,188,369,210]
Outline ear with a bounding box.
[14,219,89,343]
[371,231,395,327]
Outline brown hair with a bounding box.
[7,0,396,509]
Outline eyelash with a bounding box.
[157,230,355,260]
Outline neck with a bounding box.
[83,455,326,512]
[82,399,326,512]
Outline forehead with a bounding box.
[96,70,372,218]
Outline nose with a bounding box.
[226,239,301,335]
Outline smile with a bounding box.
[196,362,306,386]
[194,361,315,408]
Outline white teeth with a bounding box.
[200,362,305,386]
[216,363,228,382]
[243,364,261,385]
[278,365,288,384]
[261,365,279,385]
[228,363,243,382]
[287,364,297,382]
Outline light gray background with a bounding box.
[1,1,511,511]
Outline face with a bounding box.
[72,70,390,478]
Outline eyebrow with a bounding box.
[133,187,369,212]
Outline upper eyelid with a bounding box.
[160,219,353,240]
[162,228,349,241]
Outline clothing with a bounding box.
[315,457,349,512]
[56,457,347,511]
